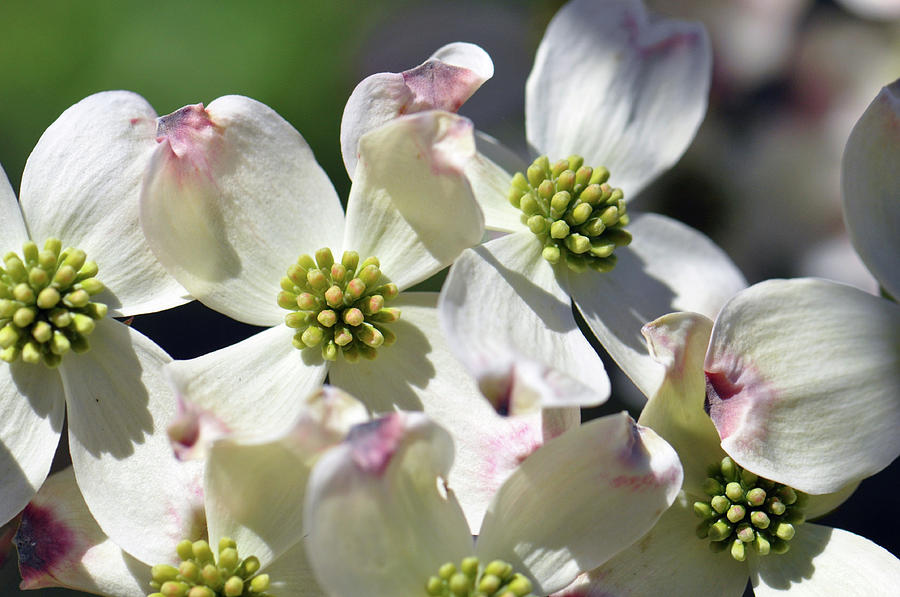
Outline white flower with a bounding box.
[841,78,900,300]
[559,278,900,595]
[0,91,197,566]
[140,96,556,533]
[13,386,367,596]
[304,407,683,596]
[341,0,745,413]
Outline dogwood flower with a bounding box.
[0,91,198,565]
[341,0,745,411]
[841,78,900,300]
[304,407,683,597]
[139,97,578,533]
[14,386,368,596]
[557,278,900,595]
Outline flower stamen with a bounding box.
[0,239,107,367]
[277,248,400,362]
[426,557,535,597]
[508,155,631,273]
[148,537,272,597]
[693,457,806,561]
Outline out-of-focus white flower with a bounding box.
[304,408,683,597]
[14,386,367,596]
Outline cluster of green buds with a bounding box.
[693,456,806,561]
[508,155,631,273]
[148,538,272,597]
[0,239,107,367]
[426,557,535,597]
[277,247,400,362]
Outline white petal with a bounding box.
[165,324,329,459]
[476,412,683,594]
[19,91,188,317]
[141,96,345,326]
[705,279,900,494]
[0,364,64,526]
[304,413,473,597]
[343,110,483,290]
[841,80,900,297]
[569,494,749,596]
[439,232,610,414]
[341,42,493,176]
[751,524,900,596]
[571,213,746,400]
[638,312,728,495]
[463,132,528,233]
[257,539,326,596]
[15,468,150,595]
[329,292,567,533]
[204,386,368,569]
[0,164,27,247]
[526,0,711,198]
[60,318,205,566]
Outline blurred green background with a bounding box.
[1,0,897,595]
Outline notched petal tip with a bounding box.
[166,393,231,461]
[156,102,218,159]
[15,504,77,590]
[346,413,407,476]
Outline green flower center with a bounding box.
[277,247,400,362]
[693,456,807,562]
[0,239,107,367]
[148,537,272,597]
[508,155,631,273]
[426,557,535,597]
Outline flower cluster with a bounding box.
[2,1,898,596]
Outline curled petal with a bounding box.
[341,42,493,176]
[344,110,483,290]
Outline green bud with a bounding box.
[250,573,270,592]
[730,539,746,562]
[725,482,744,502]
[726,504,746,523]
[550,220,570,239]
[223,576,244,596]
[36,287,61,309]
[151,564,179,584]
[315,247,334,270]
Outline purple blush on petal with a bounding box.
[14,504,75,588]
[401,60,481,115]
[347,413,406,476]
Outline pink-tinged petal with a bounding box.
[304,413,472,597]
[19,91,189,317]
[60,318,205,566]
[842,80,900,297]
[526,0,711,198]
[750,524,900,596]
[440,232,610,414]
[204,386,368,569]
[0,164,27,247]
[569,213,745,400]
[558,495,748,597]
[0,363,65,527]
[141,96,345,326]
[705,278,900,494]
[329,292,578,533]
[341,42,493,176]
[638,312,727,495]
[343,110,483,290]
[476,412,684,594]
[15,468,150,595]
[165,325,329,459]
